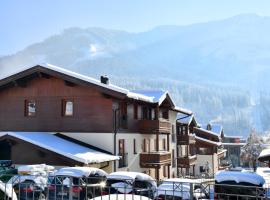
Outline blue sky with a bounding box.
[1,0,270,55]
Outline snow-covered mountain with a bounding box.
[2,14,270,137]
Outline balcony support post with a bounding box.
[156,132,159,151]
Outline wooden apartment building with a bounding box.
[0,63,227,179]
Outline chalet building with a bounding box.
[221,135,245,167]
[176,117,227,176]
[0,63,184,180]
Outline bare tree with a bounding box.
[241,129,264,171]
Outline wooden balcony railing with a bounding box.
[138,119,171,134]
[177,155,197,168]
[140,151,171,168]
[177,134,196,144]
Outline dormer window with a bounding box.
[62,100,73,116]
[25,100,36,117]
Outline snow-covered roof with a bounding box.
[0,63,176,106]
[259,148,270,161]
[222,143,246,146]
[130,90,169,105]
[55,167,107,177]
[0,63,128,94]
[194,127,220,138]
[173,106,193,115]
[177,113,194,125]
[224,135,243,139]
[107,171,155,182]
[0,132,119,164]
[195,136,222,146]
[215,171,265,186]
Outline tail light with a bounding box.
[155,196,164,200]
[72,186,82,193]
[101,191,109,196]
[22,187,33,193]
[48,185,55,191]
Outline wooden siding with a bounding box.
[0,135,82,166]
[0,76,114,132]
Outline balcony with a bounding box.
[177,134,196,145]
[177,155,197,168]
[140,151,171,168]
[138,119,171,134]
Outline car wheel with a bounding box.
[38,193,46,200]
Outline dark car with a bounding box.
[8,175,47,200]
[0,160,17,183]
[13,179,46,200]
[47,167,107,200]
[214,171,266,200]
[103,171,157,199]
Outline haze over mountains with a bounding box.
[1,13,270,137]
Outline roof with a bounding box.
[0,63,176,106]
[194,127,220,139]
[177,113,194,125]
[215,171,265,186]
[0,132,119,164]
[173,106,193,115]
[55,167,107,177]
[195,135,222,146]
[201,124,223,135]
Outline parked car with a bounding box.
[214,171,266,200]
[103,171,157,198]
[0,160,17,183]
[155,178,210,200]
[92,194,152,200]
[47,167,107,200]
[8,164,54,200]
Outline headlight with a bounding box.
[100,182,106,188]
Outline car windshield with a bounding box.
[215,181,264,196]
[134,180,148,188]
[106,179,132,187]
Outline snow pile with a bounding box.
[215,171,265,186]
[8,175,48,190]
[108,171,156,187]
[259,148,270,161]
[18,164,54,175]
[0,180,17,200]
[55,167,107,177]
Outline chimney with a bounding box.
[100,75,109,85]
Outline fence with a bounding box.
[1,173,270,200]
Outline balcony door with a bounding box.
[118,139,127,168]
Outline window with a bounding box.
[62,100,73,116]
[162,138,166,150]
[118,139,128,168]
[172,149,176,167]
[133,139,137,154]
[25,100,36,117]
[163,166,167,177]
[134,104,138,119]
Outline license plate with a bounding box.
[58,192,68,196]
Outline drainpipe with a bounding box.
[113,108,119,172]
